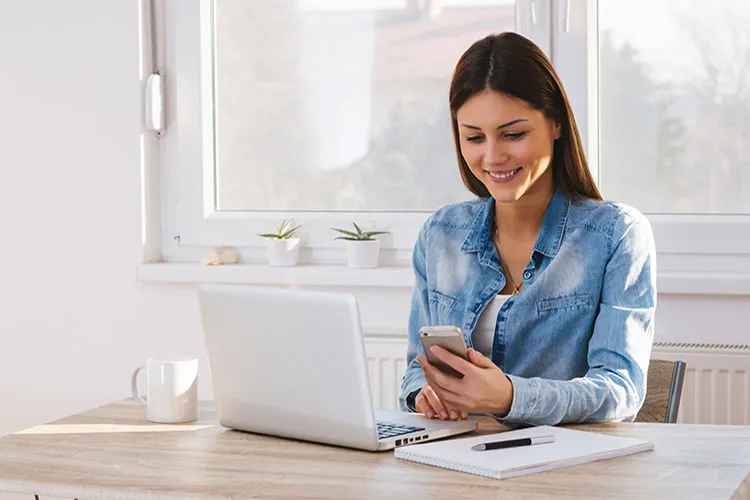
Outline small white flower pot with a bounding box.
[345,239,380,268]
[267,238,300,267]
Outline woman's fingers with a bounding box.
[414,389,436,418]
[423,385,450,420]
[418,385,467,420]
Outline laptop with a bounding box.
[197,284,477,451]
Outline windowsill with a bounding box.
[137,263,415,288]
[138,263,750,296]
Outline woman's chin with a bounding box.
[488,186,525,204]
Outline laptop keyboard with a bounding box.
[376,422,425,440]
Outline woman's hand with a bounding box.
[416,346,514,415]
[414,384,468,421]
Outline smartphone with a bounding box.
[418,325,469,378]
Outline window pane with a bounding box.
[212,0,516,211]
[599,0,750,214]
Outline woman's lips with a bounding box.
[485,166,522,183]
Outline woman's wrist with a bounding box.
[405,389,421,412]
[494,375,515,416]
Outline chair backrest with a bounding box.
[636,359,687,423]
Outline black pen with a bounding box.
[471,434,555,451]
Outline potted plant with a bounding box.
[331,223,390,268]
[258,219,301,267]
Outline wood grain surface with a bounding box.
[0,399,748,500]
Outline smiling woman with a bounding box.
[457,99,558,202]
[400,32,657,427]
[449,32,600,206]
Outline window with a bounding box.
[552,0,750,263]
[213,1,516,213]
[159,0,534,264]
[598,0,750,215]
[155,0,750,270]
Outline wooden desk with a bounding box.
[0,399,748,500]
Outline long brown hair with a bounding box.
[449,32,602,201]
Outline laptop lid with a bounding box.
[198,284,381,450]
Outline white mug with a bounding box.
[131,357,198,423]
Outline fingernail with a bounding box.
[440,411,448,419]
[450,411,457,420]
[426,412,434,418]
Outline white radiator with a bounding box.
[652,342,750,425]
[364,336,750,424]
[365,337,408,411]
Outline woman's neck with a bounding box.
[494,181,554,240]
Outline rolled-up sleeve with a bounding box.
[399,218,433,411]
[501,210,657,425]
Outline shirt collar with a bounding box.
[461,187,571,259]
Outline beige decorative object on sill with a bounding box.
[201,247,238,266]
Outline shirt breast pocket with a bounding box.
[536,293,594,315]
[428,289,458,324]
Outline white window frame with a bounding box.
[551,0,750,276]
[155,0,550,265]
[144,0,750,293]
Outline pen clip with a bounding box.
[533,435,555,445]
[471,434,556,451]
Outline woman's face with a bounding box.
[455,89,560,204]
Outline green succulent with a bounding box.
[331,222,390,241]
[258,219,301,240]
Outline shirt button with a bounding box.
[523,270,532,280]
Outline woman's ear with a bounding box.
[553,121,562,140]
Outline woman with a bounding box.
[399,32,656,426]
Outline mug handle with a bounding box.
[131,365,147,406]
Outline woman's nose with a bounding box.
[485,138,510,165]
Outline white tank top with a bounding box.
[471,294,512,357]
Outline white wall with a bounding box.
[0,0,210,441]
[1,3,749,499]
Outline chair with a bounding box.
[635,359,687,423]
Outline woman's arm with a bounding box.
[399,218,432,411]
[502,210,657,425]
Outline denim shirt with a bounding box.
[399,188,657,426]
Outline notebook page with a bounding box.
[395,425,654,479]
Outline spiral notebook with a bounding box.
[394,425,654,480]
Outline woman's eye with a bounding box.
[504,132,527,140]
[466,136,484,143]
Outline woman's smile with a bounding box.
[485,166,523,183]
